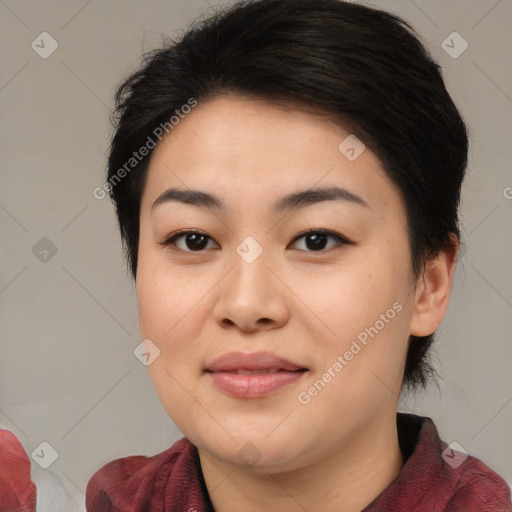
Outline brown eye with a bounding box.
[290,229,350,252]
[159,230,219,252]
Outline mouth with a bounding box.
[209,368,307,375]
[204,351,309,398]
[205,350,308,372]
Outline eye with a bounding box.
[158,230,219,252]
[289,229,350,252]
[158,228,351,254]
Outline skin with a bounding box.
[136,94,458,512]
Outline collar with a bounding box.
[85,412,511,511]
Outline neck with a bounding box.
[198,412,404,512]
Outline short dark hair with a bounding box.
[104,0,468,392]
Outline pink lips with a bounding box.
[205,351,308,398]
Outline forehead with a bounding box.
[141,95,402,218]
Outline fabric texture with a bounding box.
[85,413,511,512]
[0,428,37,512]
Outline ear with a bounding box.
[409,235,459,337]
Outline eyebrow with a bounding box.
[151,186,369,214]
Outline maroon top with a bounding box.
[85,413,511,511]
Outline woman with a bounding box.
[86,0,511,510]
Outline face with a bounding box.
[136,95,421,473]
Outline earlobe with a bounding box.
[409,236,459,337]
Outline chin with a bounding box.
[193,427,311,473]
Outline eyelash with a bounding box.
[158,228,352,254]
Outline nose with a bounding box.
[212,245,290,333]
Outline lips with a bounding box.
[205,351,307,373]
[205,351,308,398]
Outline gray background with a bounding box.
[1,0,511,510]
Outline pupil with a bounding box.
[187,233,208,251]
[306,233,327,251]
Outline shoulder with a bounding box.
[447,454,511,512]
[417,414,511,511]
[85,437,196,512]
[369,414,512,512]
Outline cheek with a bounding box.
[137,271,203,353]
[136,241,192,338]
[300,259,402,337]
[135,249,215,383]
[300,249,413,386]
[136,260,208,423]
